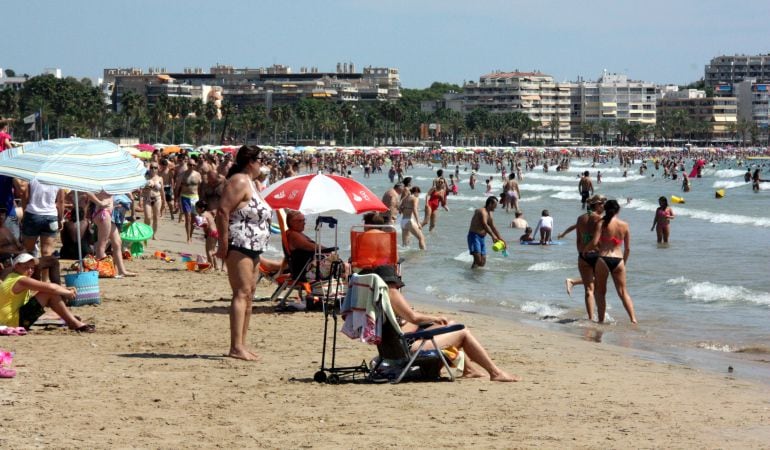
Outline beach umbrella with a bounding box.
[0,138,148,194]
[0,138,149,268]
[162,145,182,155]
[261,173,388,215]
[137,151,153,160]
[135,143,155,152]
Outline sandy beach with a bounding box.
[1,217,769,449]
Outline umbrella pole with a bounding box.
[74,190,83,272]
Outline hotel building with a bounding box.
[705,54,770,87]
[657,89,738,142]
[461,71,572,142]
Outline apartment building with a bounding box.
[705,54,770,88]
[733,79,770,129]
[657,89,737,142]
[462,71,572,142]
[570,72,656,139]
[104,63,401,112]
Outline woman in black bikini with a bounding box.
[589,199,637,324]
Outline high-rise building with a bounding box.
[733,79,770,130]
[705,54,770,87]
[570,72,656,140]
[462,71,572,142]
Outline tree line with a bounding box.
[0,75,764,146]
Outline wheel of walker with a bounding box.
[328,374,340,385]
[314,370,327,383]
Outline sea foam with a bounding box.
[527,261,572,272]
[520,301,566,319]
[667,277,770,307]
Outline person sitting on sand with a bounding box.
[0,253,94,332]
[366,265,519,382]
[519,226,534,243]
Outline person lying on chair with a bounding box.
[285,210,346,281]
[370,265,520,382]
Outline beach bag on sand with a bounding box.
[95,256,116,278]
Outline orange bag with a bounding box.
[95,256,116,278]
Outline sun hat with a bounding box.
[372,265,404,288]
[12,253,38,266]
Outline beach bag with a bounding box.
[64,271,101,306]
[95,256,116,278]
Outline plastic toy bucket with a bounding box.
[64,271,101,306]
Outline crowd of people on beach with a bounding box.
[1,134,768,381]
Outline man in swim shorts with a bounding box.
[176,156,202,244]
[467,196,505,269]
[578,171,594,210]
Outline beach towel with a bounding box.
[340,273,388,344]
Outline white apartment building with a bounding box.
[462,71,572,142]
[570,72,656,139]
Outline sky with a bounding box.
[5,0,769,88]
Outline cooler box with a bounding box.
[64,271,101,306]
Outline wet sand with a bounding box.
[1,217,769,448]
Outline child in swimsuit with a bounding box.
[195,200,220,270]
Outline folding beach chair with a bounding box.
[349,225,400,273]
[270,208,313,306]
[335,272,464,384]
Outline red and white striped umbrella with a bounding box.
[261,173,387,215]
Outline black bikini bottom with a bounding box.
[578,252,599,269]
[600,256,623,272]
[228,245,262,261]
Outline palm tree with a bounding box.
[204,101,218,144]
[178,97,191,144]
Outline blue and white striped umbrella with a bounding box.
[0,138,148,193]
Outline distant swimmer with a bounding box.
[651,196,674,244]
[510,210,528,229]
[532,209,554,244]
[467,196,505,269]
[578,171,594,210]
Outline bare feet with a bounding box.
[565,279,574,297]
[228,348,261,361]
[490,370,521,382]
[121,271,138,277]
[462,363,486,379]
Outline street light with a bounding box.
[343,121,349,146]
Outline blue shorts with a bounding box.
[181,196,198,214]
[21,212,58,238]
[467,231,486,255]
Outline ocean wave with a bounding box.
[550,191,581,200]
[527,261,572,271]
[444,294,474,304]
[696,342,770,354]
[713,169,747,178]
[425,285,439,294]
[626,200,770,227]
[453,252,474,263]
[697,342,736,352]
[520,195,543,203]
[520,301,566,319]
[667,277,770,307]
[520,183,576,193]
[713,180,749,189]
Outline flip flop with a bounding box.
[0,367,15,378]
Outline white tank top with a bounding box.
[25,179,59,216]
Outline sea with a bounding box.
[262,156,770,384]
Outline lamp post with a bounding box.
[343,121,349,146]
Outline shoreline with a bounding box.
[2,217,770,447]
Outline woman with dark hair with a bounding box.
[651,196,674,244]
[589,199,637,324]
[215,145,272,361]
